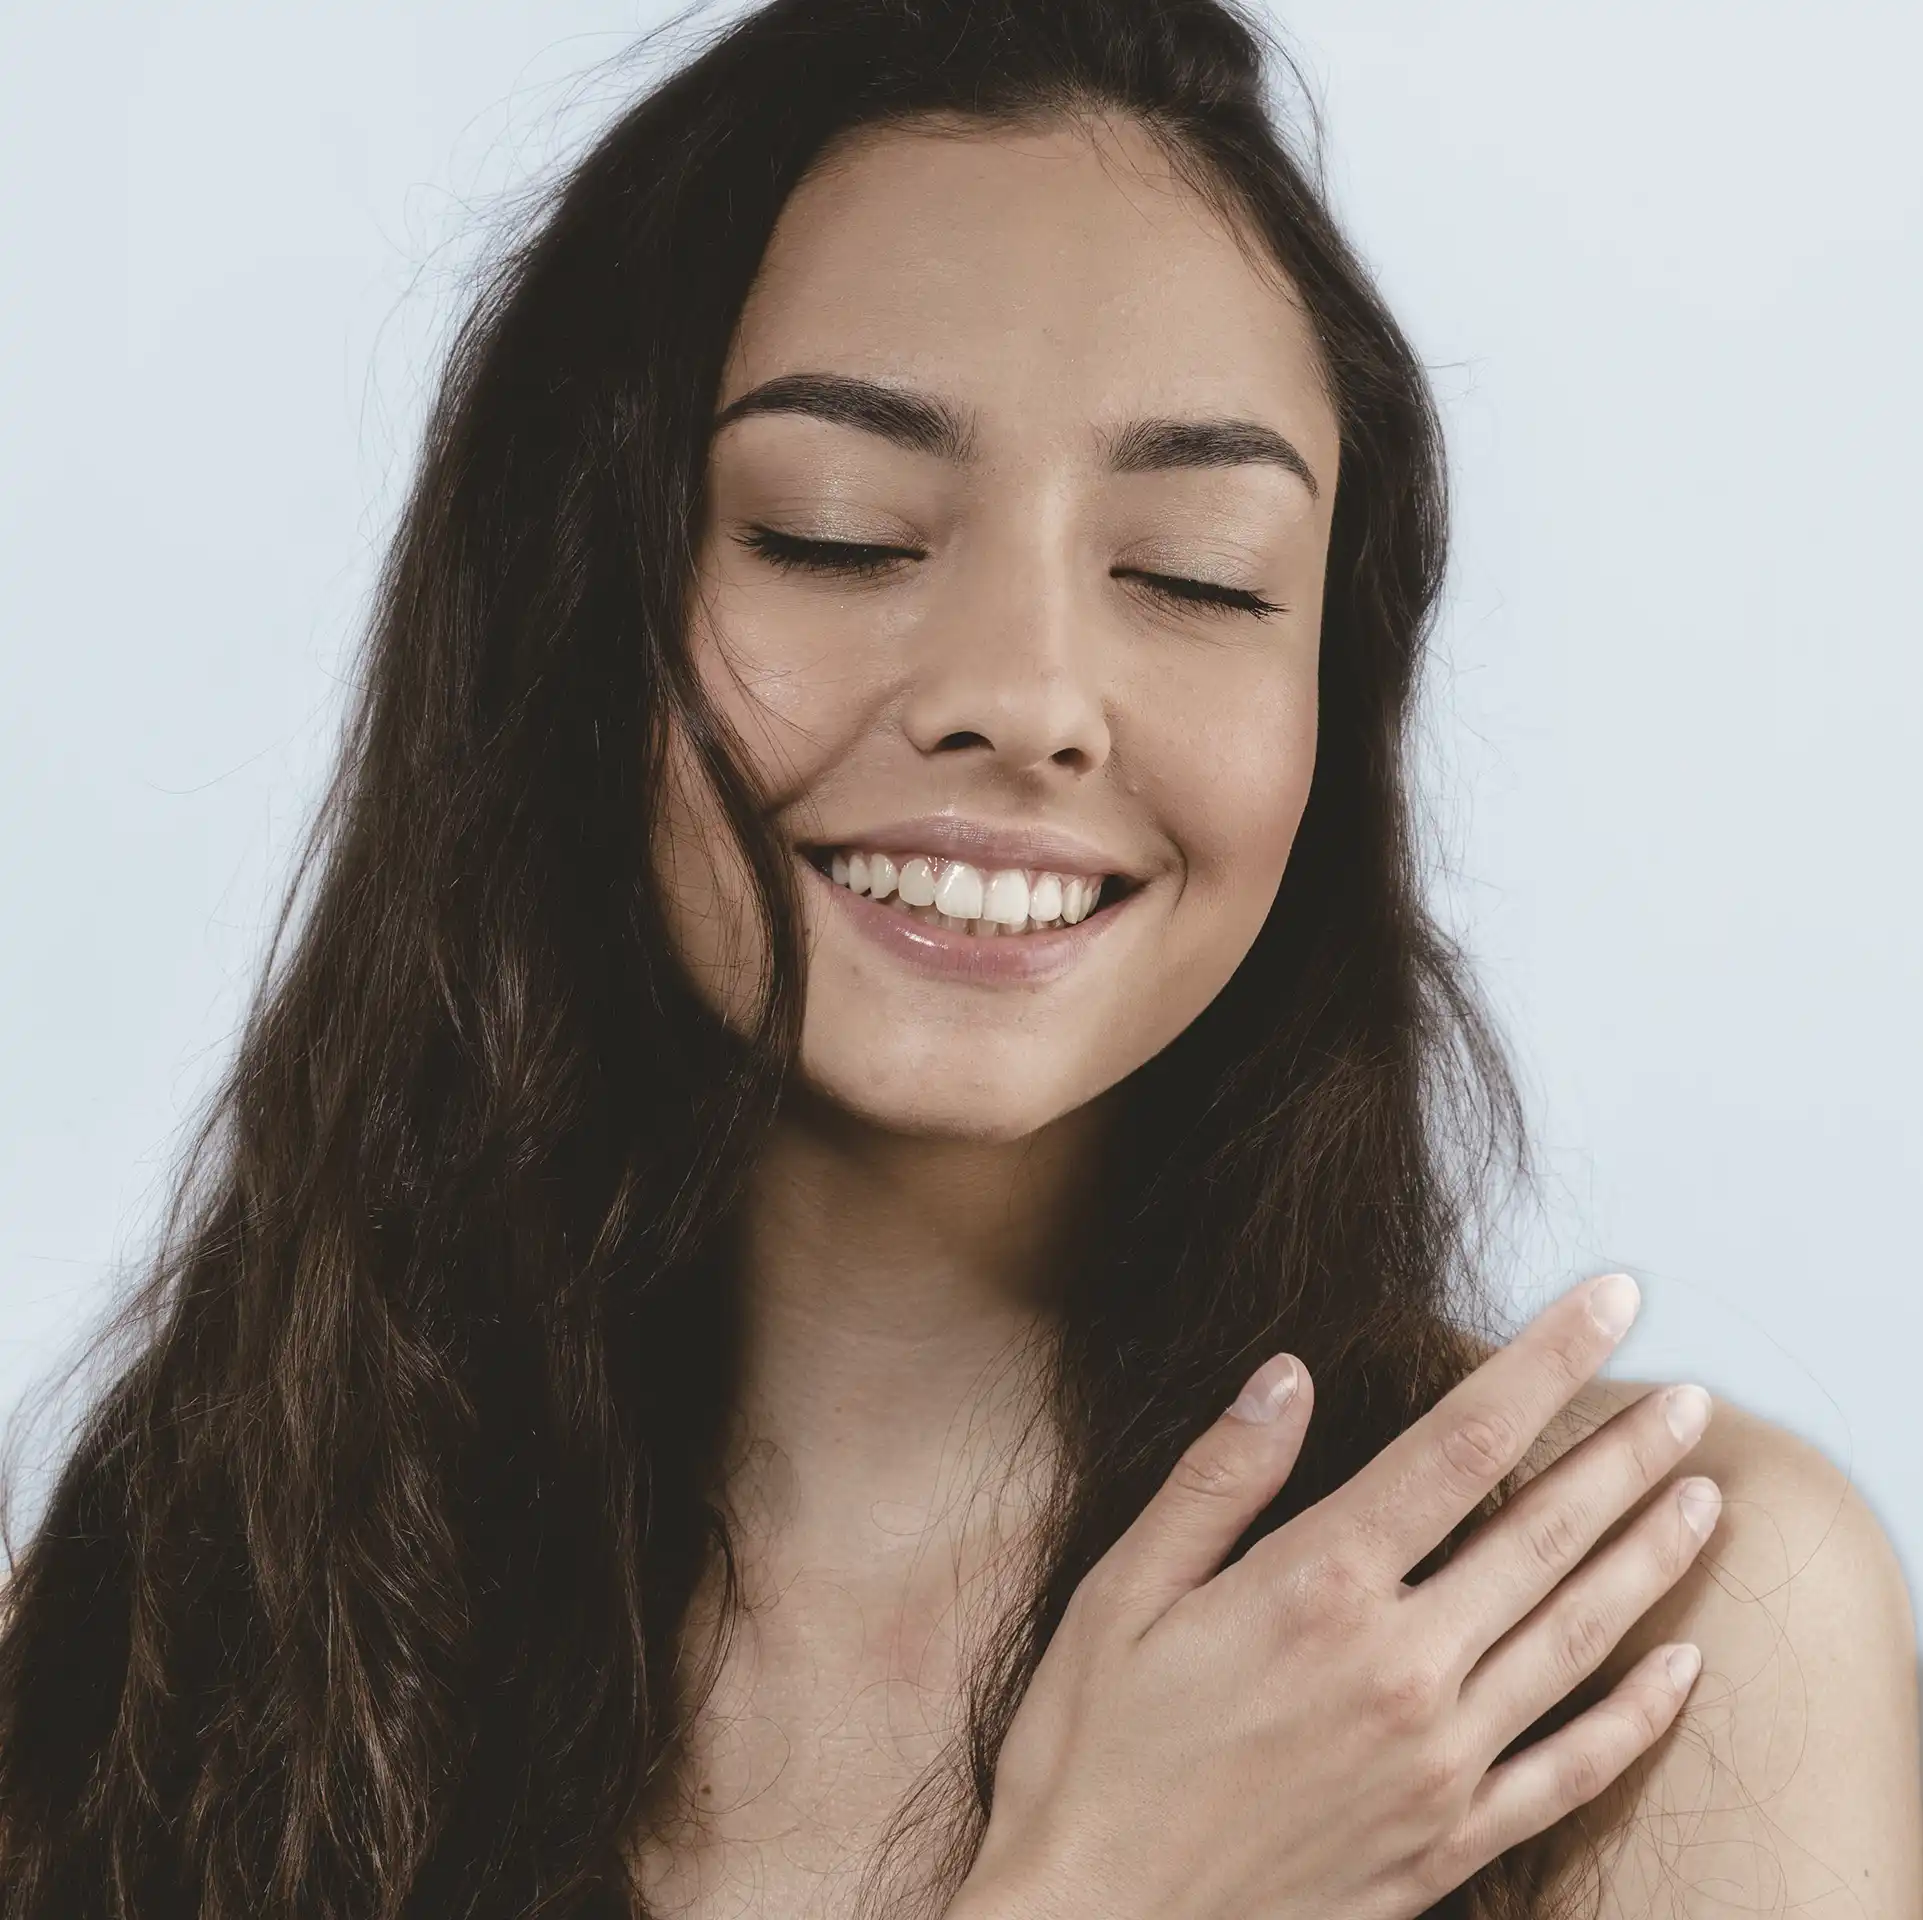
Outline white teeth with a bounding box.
[982,869,1030,925]
[933,861,985,920]
[820,849,1117,936]
[897,856,938,907]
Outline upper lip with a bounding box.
[800,814,1145,881]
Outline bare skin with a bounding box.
[633,1113,1072,1918]
[636,113,1922,1919]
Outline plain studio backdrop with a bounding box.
[2,1,1918,1631]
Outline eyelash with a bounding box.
[735,527,1284,620]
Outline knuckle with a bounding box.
[1588,1692,1663,1768]
[1058,1574,1120,1647]
[1624,1421,1673,1487]
[1301,1548,1374,1631]
[1367,1652,1446,1729]
[1404,1738,1463,1809]
[1169,1443,1242,1503]
[1536,1329,1590,1394]
[1555,1603,1616,1681]
[1438,1408,1520,1489]
[1521,1499,1587,1575]
[1546,1331,1592,1392]
[1069,1554,1165,1636]
[1558,1741,1609,1805]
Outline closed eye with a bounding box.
[1112,567,1284,619]
[737,527,913,580]
[735,527,1284,619]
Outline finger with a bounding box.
[1458,1474,1721,1756]
[1318,1273,1641,1585]
[1445,1639,1702,1876]
[1416,1380,1713,1678]
[1085,1354,1312,1632]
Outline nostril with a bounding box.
[934,731,991,751]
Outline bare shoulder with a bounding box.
[1523,1373,1923,1917]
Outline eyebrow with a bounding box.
[709,370,1320,500]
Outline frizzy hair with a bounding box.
[0,2,1614,1916]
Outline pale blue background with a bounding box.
[2,3,1918,1617]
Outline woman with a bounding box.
[0,0,1914,1915]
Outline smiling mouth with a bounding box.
[801,846,1139,937]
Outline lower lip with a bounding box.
[804,859,1134,983]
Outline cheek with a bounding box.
[649,594,856,1033]
[653,568,921,1036]
[651,721,768,1033]
[1144,660,1319,960]
[689,570,895,795]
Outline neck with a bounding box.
[718,1089,1105,1569]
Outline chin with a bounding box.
[799,1047,1104,1145]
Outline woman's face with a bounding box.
[662,114,1340,1142]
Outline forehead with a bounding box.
[718,114,1338,475]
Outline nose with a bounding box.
[898,547,1111,778]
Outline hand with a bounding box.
[948,1273,1720,1920]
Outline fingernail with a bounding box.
[1228,1354,1300,1424]
[1663,1383,1712,1446]
[1586,1272,1641,1340]
[1665,1642,1702,1688]
[1677,1477,1722,1537]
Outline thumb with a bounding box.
[1090,1353,1312,1631]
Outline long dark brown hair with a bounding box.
[0,2,1611,1915]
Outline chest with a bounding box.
[631,1564,980,1920]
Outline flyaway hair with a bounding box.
[0,2,1609,1915]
